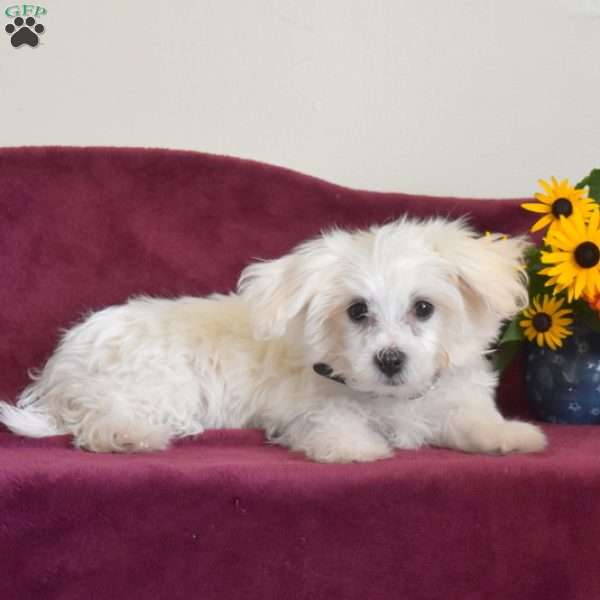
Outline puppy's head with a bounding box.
[238,217,528,399]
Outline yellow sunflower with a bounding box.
[521,177,597,233]
[541,210,600,301]
[520,295,573,349]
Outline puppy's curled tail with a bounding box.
[0,401,65,438]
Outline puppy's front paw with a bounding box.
[495,421,547,454]
[445,417,547,455]
[304,433,393,464]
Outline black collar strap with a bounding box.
[313,363,442,399]
[313,363,346,385]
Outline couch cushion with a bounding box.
[1,426,600,600]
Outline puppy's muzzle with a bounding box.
[374,348,405,378]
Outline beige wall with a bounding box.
[2,0,600,197]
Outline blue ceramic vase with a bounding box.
[526,324,600,424]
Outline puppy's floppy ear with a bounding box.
[238,237,334,340]
[430,220,529,321]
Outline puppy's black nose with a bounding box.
[374,348,405,377]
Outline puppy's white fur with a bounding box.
[0,218,547,462]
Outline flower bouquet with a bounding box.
[496,169,600,423]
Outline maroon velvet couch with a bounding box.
[1,147,600,600]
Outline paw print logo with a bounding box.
[5,16,45,48]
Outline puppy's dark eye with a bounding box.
[414,300,434,320]
[347,301,368,322]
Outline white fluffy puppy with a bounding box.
[0,217,546,462]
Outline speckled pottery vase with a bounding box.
[526,324,600,424]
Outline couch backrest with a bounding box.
[0,147,531,398]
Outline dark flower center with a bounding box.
[551,198,573,218]
[574,241,600,269]
[532,312,552,333]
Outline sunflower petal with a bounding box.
[522,202,552,214]
[541,251,572,263]
[531,215,555,233]
[538,179,553,195]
